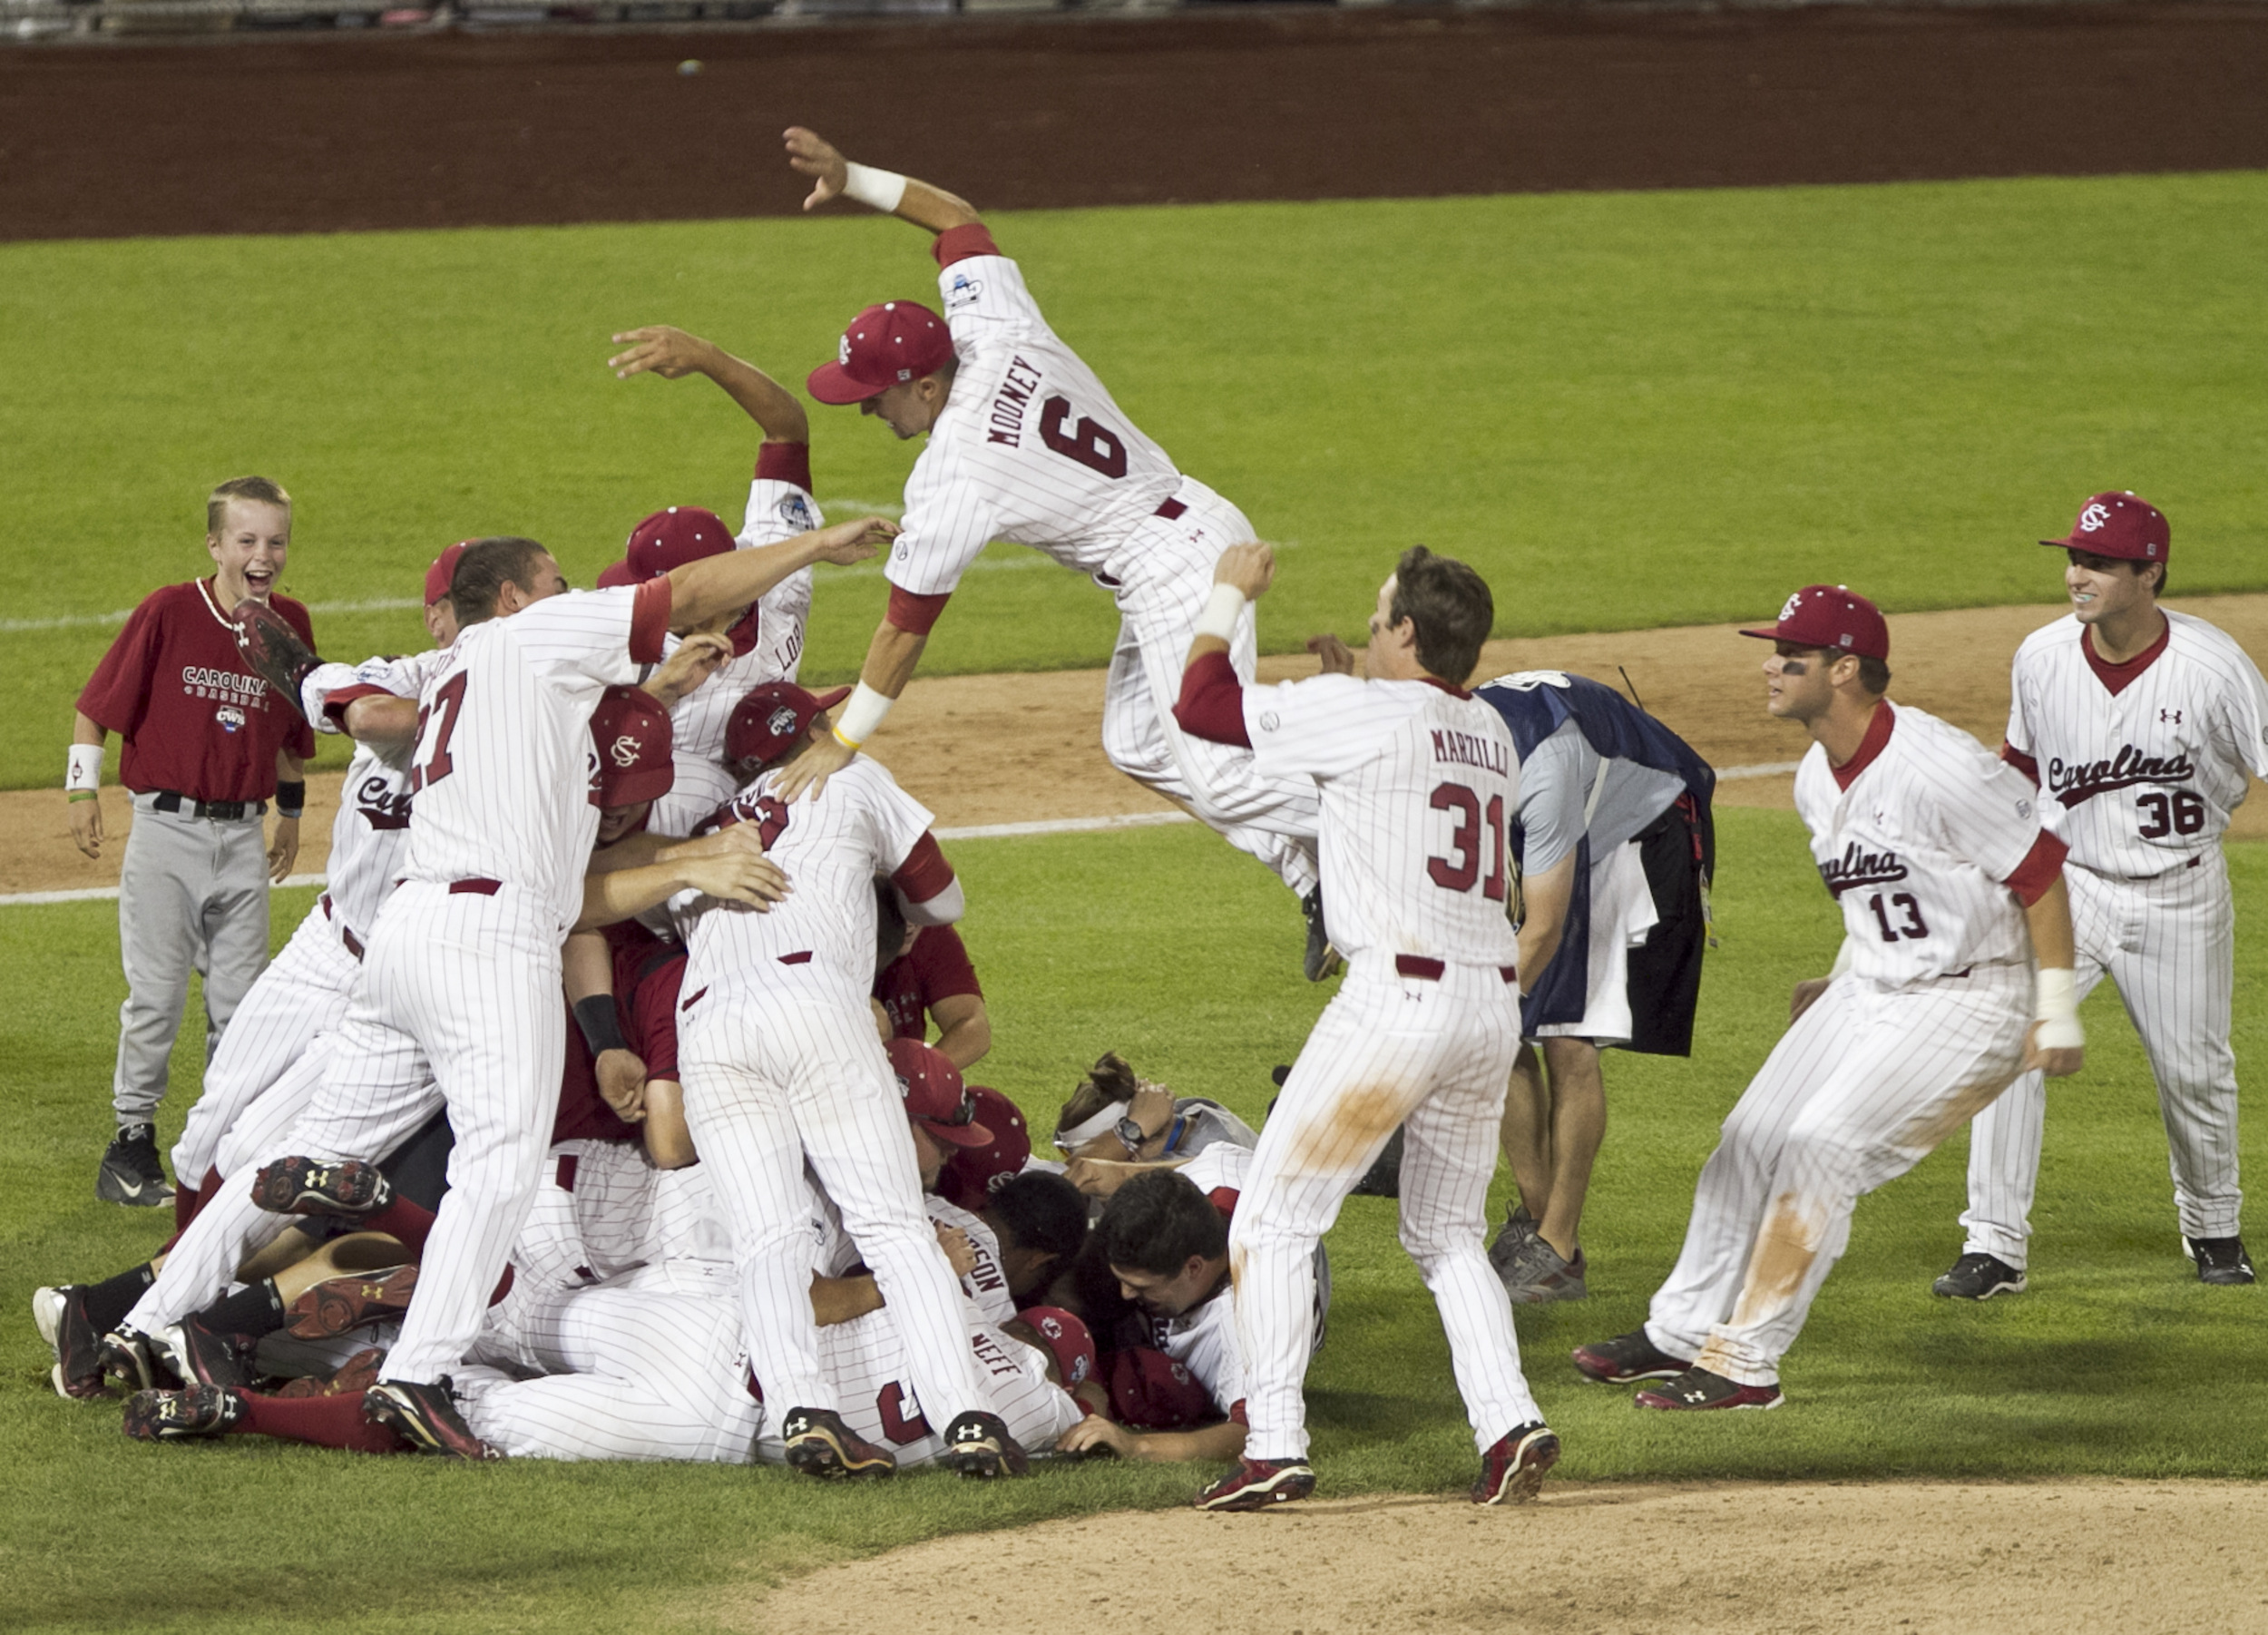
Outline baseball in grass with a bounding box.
[679,59,702,75]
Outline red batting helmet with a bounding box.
[424,542,471,607]
[885,1037,993,1150]
[615,506,761,657]
[589,685,676,808]
[2042,491,2169,563]
[807,301,954,406]
[725,680,852,772]
[1738,584,1891,661]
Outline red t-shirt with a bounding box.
[552,940,689,1145]
[77,578,318,801]
[874,924,982,1041]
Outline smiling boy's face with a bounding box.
[207,499,291,607]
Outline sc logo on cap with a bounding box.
[1778,591,1804,622]
[2079,503,2111,533]
[610,735,641,769]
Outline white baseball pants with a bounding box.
[171,898,359,1188]
[1234,952,1539,1462]
[1647,965,2030,1386]
[1962,852,2241,1263]
[679,986,986,1429]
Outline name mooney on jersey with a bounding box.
[2046,745,2195,808]
[180,664,271,711]
[986,355,1046,448]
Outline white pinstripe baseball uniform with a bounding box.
[1645,703,2067,1385]
[1229,673,1542,1463]
[811,1182,1020,1328]
[887,238,1318,893]
[673,755,989,1431]
[1962,611,2268,1263]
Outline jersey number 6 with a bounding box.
[1427,783,1508,901]
[1039,396,1128,479]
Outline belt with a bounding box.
[152,791,265,821]
[449,877,503,896]
[319,894,365,962]
[1394,954,1518,985]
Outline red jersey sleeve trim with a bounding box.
[321,683,395,731]
[891,832,958,905]
[1173,651,1250,748]
[886,585,953,636]
[934,224,1001,267]
[2000,741,2040,786]
[755,441,814,493]
[2003,828,2068,908]
[630,577,672,666]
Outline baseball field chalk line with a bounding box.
[0,776,1805,908]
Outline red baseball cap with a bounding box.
[589,685,676,807]
[1107,1346,1217,1430]
[594,560,638,590]
[2042,491,2169,563]
[1739,584,1891,661]
[934,1086,1031,1212]
[617,507,759,657]
[807,301,954,406]
[425,542,470,607]
[885,1037,993,1149]
[1010,1306,1099,1390]
[725,680,852,771]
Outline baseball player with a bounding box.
[1169,542,1558,1511]
[70,475,316,1206]
[1471,669,1716,1304]
[670,679,1026,1480]
[777,125,1334,979]
[1572,586,2086,1411]
[1939,493,2267,1296]
[1054,1051,1260,1173]
[873,889,992,1071]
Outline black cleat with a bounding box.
[1570,1329,1689,1385]
[97,1327,167,1395]
[780,1406,896,1480]
[122,1385,243,1442]
[250,1156,392,1217]
[96,1123,174,1208]
[364,1378,503,1460]
[1932,1251,2027,1300]
[1634,1366,1784,1412]
[173,1313,262,1390]
[939,1410,1031,1480]
[36,1285,107,1400]
[2186,1236,2255,1286]
[1300,887,1343,983]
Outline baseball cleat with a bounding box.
[1299,887,1344,984]
[1932,1251,2028,1300]
[1485,1208,1540,1279]
[98,1327,166,1395]
[780,1406,895,1480]
[1570,1330,1689,1385]
[939,1410,1031,1480]
[171,1313,261,1390]
[96,1124,174,1209]
[2185,1235,2255,1285]
[1499,1237,1588,1306]
[1195,1456,1316,1512]
[1471,1422,1560,1505]
[32,1286,67,1351]
[363,1379,503,1460]
[274,1346,386,1400]
[1634,1366,1784,1412]
[39,1286,108,1400]
[122,1385,244,1442]
[288,1264,418,1339]
[250,1156,393,1218]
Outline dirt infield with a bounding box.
[7,3,2268,241]
[9,593,2263,898]
[740,1478,2268,1634]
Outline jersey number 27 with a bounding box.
[406,673,470,795]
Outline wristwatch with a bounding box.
[1113,1116,1148,1157]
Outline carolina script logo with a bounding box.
[1817,841,1908,897]
[2046,745,2194,808]
[355,775,414,831]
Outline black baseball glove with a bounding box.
[231,601,322,723]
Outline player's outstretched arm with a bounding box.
[640,631,733,710]
[565,929,648,1122]
[770,619,927,803]
[640,1078,697,1169]
[606,326,811,445]
[67,711,107,858]
[1513,853,1578,993]
[785,126,982,233]
[1055,1414,1246,1464]
[574,823,789,930]
[2021,875,2085,1079]
[667,515,896,631]
[267,748,303,883]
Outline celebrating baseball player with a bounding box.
[68,476,316,1207]
[777,125,1334,978]
[1472,670,1717,1305]
[1169,542,1559,1510]
[1574,586,2086,1411]
[1938,494,2267,1297]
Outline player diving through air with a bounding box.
[777,125,1338,981]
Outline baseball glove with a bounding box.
[230,601,322,723]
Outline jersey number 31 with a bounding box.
[1427,783,1509,901]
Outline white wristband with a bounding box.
[1193,584,1247,644]
[833,681,894,749]
[66,742,103,794]
[2033,966,2085,1051]
[842,162,908,215]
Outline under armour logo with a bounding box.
[2079,502,2111,533]
[609,734,640,769]
[2162,708,2184,725]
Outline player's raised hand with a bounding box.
[1306,632,1357,676]
[608,325,716,380]
[1213,541,1276,602]
[773,730,855,805]
[683,847,792,912]
[934,1223,978,1279]
[69,795,103,859]
[809,514,898,566]
[2022,1023,2085,1080]
[784,126,849,211]
[641,631,733,708]
[268,815,300,883]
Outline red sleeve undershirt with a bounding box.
[755,440,813,493]
[319,682,396,732]
[892,831,957,906]
[2003,828,2068,907]
[629,577,672,666]
[2000,741,2041,786]
[1207,1187,1240,1225]
[1173,651,1250,748]
[886,585,953,636]
[934,224,1001,267]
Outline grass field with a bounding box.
[4,171,2266,788]
[5,810,2265,1632]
